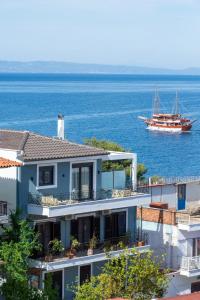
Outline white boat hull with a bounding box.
[147,125,182,133]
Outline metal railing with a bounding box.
[181,256,200,272]
[0,201,7,216]
[138,176,200,187]
[28,188,138,207]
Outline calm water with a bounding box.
[0,73,200,176]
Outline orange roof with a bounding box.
[161,292,200,299]
[0,157,22,168]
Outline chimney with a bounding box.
[57,114,65,140]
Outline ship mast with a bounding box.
[172,90,179,115]
[153,89,160,115]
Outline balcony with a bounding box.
[176,213,200,231]
[28,189,151,217]
[29,236,150,271]
[180,256,200,277]
[0,201,8,224]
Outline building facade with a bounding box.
[0,128,151,299]
[137,179,200,297]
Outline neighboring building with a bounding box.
[138,177,200,211]
[159,291,200,299]
[138,195,200,297]
[0,119,151,299]
[0,157,21,224]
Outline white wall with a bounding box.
[166,272,200,297]
[0,167,17,211]
[186,181,200,208]
[141,221,197,270]
[0,149,21,212]
[0,149,19,161]
[151,185,177,209]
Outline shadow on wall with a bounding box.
[0,176,17,212]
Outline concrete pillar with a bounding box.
[131,153,137,191]
[100,215,104,242]
[61,220,71,248]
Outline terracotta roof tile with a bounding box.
[160,292,200,299]
[0,130,109,162]
[0,157,22,168]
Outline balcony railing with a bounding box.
[181,256,200,272]
[28,188,138,207]
[32,235,148,263]
[138,176,200,187]
[176,213,200,226]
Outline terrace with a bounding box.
[176,211,200,231]
[180,256,200,277]
[28,189,151,217]
[30,235,150,271]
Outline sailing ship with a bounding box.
[139,90,195,133]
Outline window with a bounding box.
[72,163,93,200]
[104,211,126,240]
[79,265,91,285]
[38,165,57,187]
[191,281,200,293]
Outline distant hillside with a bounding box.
[0,61,200,75]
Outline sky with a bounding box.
[0,0,200,69]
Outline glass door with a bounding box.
[72,164,93,200]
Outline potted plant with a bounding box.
[67,236,80,259]
[137,240,145,247]
[44,253,53,262]
[49,239,64,258]
[103,240,113,253]
[87,234,97,255]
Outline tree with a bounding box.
[0,210,58,300]
[75,249,168,300]
[137,163,148,181]
[84,137,148,179]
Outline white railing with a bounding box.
[138,176,200,187]
[181,256,200,271]
[176,214,200,225]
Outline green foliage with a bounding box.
[84,137,131,171]
[75,249,169,300]
[89,234,97,249]
[49,238,64,255]
[84,137,126,152]
[151,175,163,184]
[43,273,59,300]
[2,208,22,242]
[70,236,80,250]
[84,138,148,183]
[0,210,58,300]
[0,214,40,283]
[137,163,148,181]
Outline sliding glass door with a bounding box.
[72,163,93,200]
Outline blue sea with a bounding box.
[0,73,200,177]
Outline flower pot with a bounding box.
[67,250,76,259]
[137,241,145,247]
[44,254,53,262]
[87,248,94,256]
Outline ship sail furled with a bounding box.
[172,90,180,115]
[153,89,160,115]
